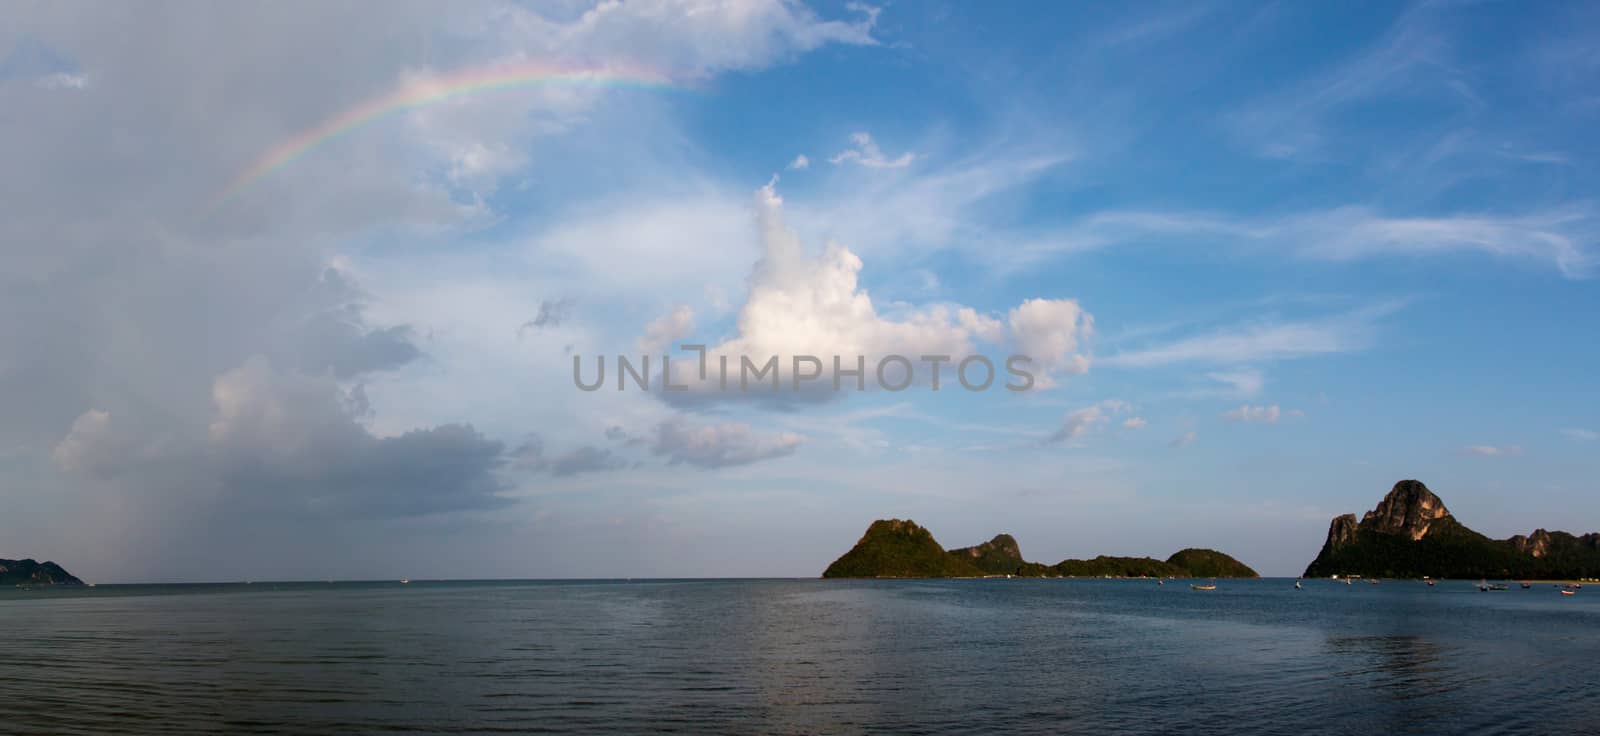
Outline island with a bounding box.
[1303,479,1600,579]
[0,558,84,586]
[821,519,1258,578]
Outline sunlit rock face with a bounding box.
[1305,480,1600,579]
[1322,514,1360,552]
[1360,479,1452,541]
[1510,529,1553,558]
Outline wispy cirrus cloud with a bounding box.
[1204,368,1264,398]
[829,131,915,169]
[1001,205,1598,278]
[1461,444,1523,457]
[1103,313,1378,368]
[1290,206,1597,279]
[1222,2,1464,161]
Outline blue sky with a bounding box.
[2,1,1596,580]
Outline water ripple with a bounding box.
[3,579,1599,734]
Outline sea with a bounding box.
[2,578,1596,735]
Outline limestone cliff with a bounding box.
[1304,480,1600,579]
[0,558,84,586]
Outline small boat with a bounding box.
[1294,580,1303,589]
[1369,578,1380,585]
[1478,580,1509,591]
[1561,589,1576,596]
[1157,579,1164,586]
[1426,579,1436,587]
[1343,578,1353,585]
[400,579,410,584]
[1521,582,1532,589]
[1191,579,1217,591]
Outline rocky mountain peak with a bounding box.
[1360,479,1451,541]
[861,518,927,539]
[1509,529,1556,557]
[954,534,1021,561]
[1325,513,1360,550]
[0,558,84,585]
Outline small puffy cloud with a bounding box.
[829,132,915,169]
[1009,298,1093,386]
[1049,400,1128,444]
[1170,431,1197,448]
[651,418,803,469]
[1221,404,1295,424]
[637,304,696,354]
[1461,445,1523,457]
[36,72,88,90]
[1122,417,1147,429]
[1563,428,1598,441]
[787,154,810,170]
[1052,407,1106,444]
[520,298,575,335]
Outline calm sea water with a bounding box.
[2,578,1597,734]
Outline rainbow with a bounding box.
[213,61,680,205]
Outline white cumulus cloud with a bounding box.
[658,181,1093,405]
[1010,298,1093,387]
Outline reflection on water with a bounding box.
[2,578,1599,734]
[1328,634,1448,697]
